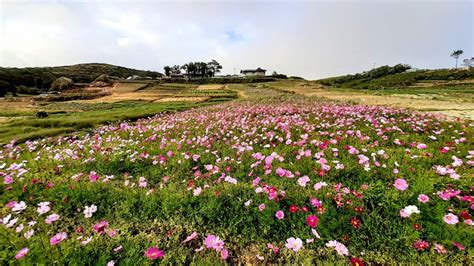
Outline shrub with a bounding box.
[50,77,73,91]
[16,85,41,95]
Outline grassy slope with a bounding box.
[317,68,474,90]
[0,63,163,89]
[0,90,472,264]
[0,83,238,144]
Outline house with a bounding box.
[240,67,266,76]
[126,75,141,80]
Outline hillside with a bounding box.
[0,63,163,90]
[317,65,474,90]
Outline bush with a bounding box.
[50,77,73,91]
[90,74,112,87]
[16,85,41,95]
[0,80,14,96]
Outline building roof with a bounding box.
[240,67,266,73]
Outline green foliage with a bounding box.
[50,77,73,91]
[0,80,14,96]
[318,65,474,90]
[15,86,41,95]
[0,63,163,89]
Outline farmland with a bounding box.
[0,83,237,144]
[0,83,473,264]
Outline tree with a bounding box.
[171,65,181,75]
[163,66,171,76]
[450,50,464,69]
[461,57,474,69]
[206,60,222,77]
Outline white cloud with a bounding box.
[0,0,472,79]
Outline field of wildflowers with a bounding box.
[1,91,473,264]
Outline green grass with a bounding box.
[0,100,228,144]
[0,92,472,264]
[317,67,474,90]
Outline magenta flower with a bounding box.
[443,213,459,225]
[93,220,109,234]
[275,210,284,220]
[452,242,465,251]
[50,232,67,245]
[306,215,319,228]
[393,178,408,191]
[310,198,322,208]
[258,204,266,211]
[417,194,430,203]
[15,247,29,260]
[3,175,13,184]
[145,247,165,260]
[413,240,429,251]
[89,171,100,182]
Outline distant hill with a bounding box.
[0,63,163,90]
[317,64,474,90]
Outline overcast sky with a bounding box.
[0,0,472,79]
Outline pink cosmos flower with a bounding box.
[393,178,408,191]
[6,201,17,208]
[138,177,147,188]
[12,201,27,212]
[438,189,461,200]
[306,215,318,228]
[297,175,310,187]
[204,234,225,251]
[310,198,322,208]
[89,171,99,182]
[285,237,303,252]
[275,210,284,220]
[3,175,13,184]
[15,247,29,260]
[193,187,202,196]
[314,181,327,191]
[275,167,286,177]
[220,248,229,260]
[443,213,459,225]
[326,240,349,256]
[45,213,60,224]
[413,240,429,251]
[183,232,198,243]
[93,220,109,234]
[37,202,51,215]
[145,247,165,260]
[452,242,465,251]
[50,232,67,245]
[416,143,427,149]
[417,194,430,203]
[434,243,447,254]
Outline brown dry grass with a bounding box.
[196,84,225,90]
[277,82,474,120]
[154,96,210,102]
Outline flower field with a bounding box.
[1,94,473,264]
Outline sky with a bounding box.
[0,0,472,79]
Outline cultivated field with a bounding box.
[0,82,237,144]
[0,84,473,264]
[263,80,474,120]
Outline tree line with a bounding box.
[163,60,222,77]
